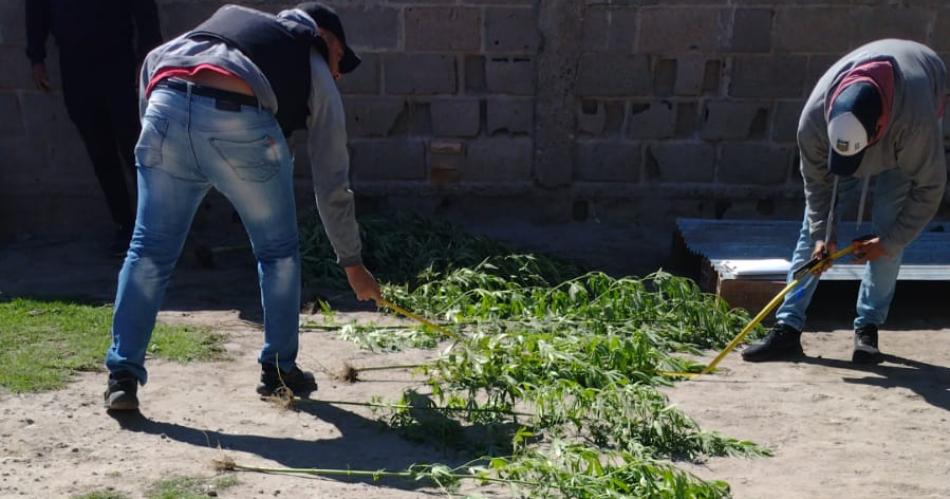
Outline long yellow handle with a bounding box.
[662,243,859,379]
[376,297,463,341]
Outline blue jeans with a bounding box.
[775,168,912,331]
[106,85,300,384]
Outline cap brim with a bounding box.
[340,46,361,73]
[828,148,865,176]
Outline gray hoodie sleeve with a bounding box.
[798,117,836,244]
[307,54,363,266]
[881,122,947,252]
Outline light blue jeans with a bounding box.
[106,85,300,384]
[776,168,912,331]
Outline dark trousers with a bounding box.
[60,58,140,229]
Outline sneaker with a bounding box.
[741,323,804,362]
[256,363,317,397]
[852,325,884,364]
[104,372,139,411]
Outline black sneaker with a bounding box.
[104,372,139,411]
[256,363,317,397]
[741,323,804,362]
[852,325,884,364]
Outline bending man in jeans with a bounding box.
[743,39,947,365]
[104,3,381,410]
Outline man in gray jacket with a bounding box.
[104,3,381,410]
[743,39,947,364]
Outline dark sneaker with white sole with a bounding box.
[256,363,318,397]
[104,372,139,411]
[852,325,884,364]
[741,323,804,362]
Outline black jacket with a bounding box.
[25,0,162,66]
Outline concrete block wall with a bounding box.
[3,0,950,247]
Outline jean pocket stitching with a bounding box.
[209,136,281,183]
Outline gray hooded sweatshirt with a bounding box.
[138,7,362,266]
[798,39,947,253]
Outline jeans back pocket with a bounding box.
[209,135,281,183]
[135,117,169,169]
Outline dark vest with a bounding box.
[188,6,326,135]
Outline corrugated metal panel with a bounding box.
[676,218,950,281]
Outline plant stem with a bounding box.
[297,397,533,417]
[353,363,423,372]
[226,462,536,486]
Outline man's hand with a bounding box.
[31,63,51,92]
[810,240,837,275]
[853,237,888,264]
[345,264,382,303]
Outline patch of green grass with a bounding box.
[0,298,226,393]
[73,490,129,499]
[146,475,238,499]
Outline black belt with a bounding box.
[156,78,259,110]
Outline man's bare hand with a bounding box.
[31,63,52,92]
[345,264,382,303]
[853,237,888,264]
[810,240,837,275]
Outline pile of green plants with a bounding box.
[296,213,766,498]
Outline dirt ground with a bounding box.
[2,236,949,498]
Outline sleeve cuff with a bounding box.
[338,255,363,267]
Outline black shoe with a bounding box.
[256,364,317,397]
[110,227,132,257]
[741,323,804,362]
[104,372,139,411]
[852,325,884,364]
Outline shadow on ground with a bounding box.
[795,353,950,412]
[106,399,513,491]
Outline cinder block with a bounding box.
[405,7,481,51]
[773,7,852,53]
[653,58,676,97]
[574,141,640,183]
[730,8,772,53]
[853,5,930,46]
[607,7,638,52]
[675,55,706,96]
[805,55,838,91]
[486,97,533,135]
[0,47,34,89]
[581,5,608,51]
[334,5,399,49]
[675,102,699,138]
[646,142,715,183]
[638,7,729,53]
[350,139,426,181]
[431,99,481,137]
[343,97,406,137]
[628,101,675,140]
[577,99,606,136]
[772,100,805,143]
[385,54,456,95]
[485,7,539,53]
[0,93,23,137]
[465,55,486,93]
[936,8,950,52]
[576,53,651,97]
[719,144,791,185]
[463,138,533,181]
[0,0,26,45]
[730,56,806,98]
[430,140,465,155]
[702,100,770,141]
[160,1,225,38]
[337,53,380,95]
[486,57,536,95]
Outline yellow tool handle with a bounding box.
[376,297,462,341]
[661,242,859,379]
